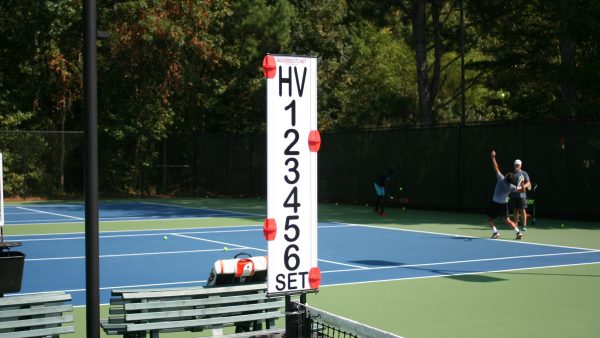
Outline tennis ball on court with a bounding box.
[223,246,229,251]
[399,187,403,191]
[561,224,565,228]
[163,235,168,240]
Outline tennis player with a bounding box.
[373,166,395,216]
[488,151,525,240]
[510,159,531,231]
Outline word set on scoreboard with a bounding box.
[263,54,321,295]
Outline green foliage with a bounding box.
[333,21,417,128]
[1,0,599,196]
[468,0,600,119]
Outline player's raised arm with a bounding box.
[491,150,500,174]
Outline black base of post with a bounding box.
[285,295,295,338]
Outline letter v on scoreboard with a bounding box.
[262,54,321,295]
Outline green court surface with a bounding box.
[4,197,600,338]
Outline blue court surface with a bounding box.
[2,201,259,224]
[3,203,600,306]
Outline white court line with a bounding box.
[327,221,600,252]
[322,249,600,274]
[16,228,360,270]
[4,224,263,239]
[16,206,84,220]
[15,279,208,300]
[5,202,264,225]
[9,204,82,208]
[319,259,368,269]
[4,215,262,225]
[321,261,600,289]
[164,233,362,269]
[12,222,600,273]
[22,259,600,307]
[140,201,264,217]
[172,233,265,253]
[11,228,263,242]
[25,247,251,262]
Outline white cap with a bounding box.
[514,159,522,166]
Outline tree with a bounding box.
[0,0,82,195]
[468,0,600,119]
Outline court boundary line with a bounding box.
[16,206,84,220]
[20,260,600,309]
[140,201,264,217]
[12,222,600,303]
[4,215,261,225]
[328,221,599,252]
[16,226,367,270]
[25,247,252,262]
[3,201,265,225]
[320,261,600,288]
[171,233,366,269]
[3,224,264,238]
[322,249,600,274]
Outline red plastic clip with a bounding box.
[308,130,321,152]
[262,55,276,79]
[309,267,321,289]
[263,218,277,241]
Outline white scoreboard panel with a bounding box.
[263,54,320,295]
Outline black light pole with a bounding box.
[457,0,466,210]
[83,0,100,337]
[460,0,466,124]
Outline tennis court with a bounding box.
[2,199,600,337]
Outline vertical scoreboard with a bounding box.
[263,54,321,295]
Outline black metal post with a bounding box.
[83,0,100,337]
[300,293,307,338]
[460,0,465,125]
[457,0,466,210]
[285,295,300,338]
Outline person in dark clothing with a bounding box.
[373,166,395,216]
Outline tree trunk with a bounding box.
[429,0,443,123]
[413,0,431,125]
[559,0,576,116]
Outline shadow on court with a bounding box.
[350,260,404,267]
[445,274,507,283]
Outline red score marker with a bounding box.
[262,55,276,79]
[263,218,277,241]
[308,130,321,152]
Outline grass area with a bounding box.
[4,197,599,337]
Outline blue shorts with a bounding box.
[374,183,385,196]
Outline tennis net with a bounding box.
[301,303,403,338]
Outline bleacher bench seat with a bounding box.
[0,291,74,338]
[101,283,285,338]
